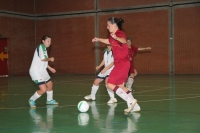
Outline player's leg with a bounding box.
[46,80,58,105]
[120,84,141,112]
[29,82,47,108]
[84,77,104,100]
[107,83,137,113]
[105,77,117,104]
[126,69,137,91]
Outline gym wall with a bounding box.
[0,0,199,74]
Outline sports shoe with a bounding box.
[124,103,141,112]
[29,100,36,108]
[46,100,59,105]
[131,103,141,112]
[84,95,95,100]
[107,98,117,104]
[124,99,137,113]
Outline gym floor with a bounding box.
[0,74,200,133]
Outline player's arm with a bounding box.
[110,33,126,44]
[38,45,55,62]
[103,62,114,71]
[42,57,54,62]
[96,60,105,70]
[101,62,114,74]
[92,38,110,45]
[47,65,56,73]
[138,47,151,51]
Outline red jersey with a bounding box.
[108,30,129,63]
[107,30,130,84]
[128,45,138,62]
[128,45,138,74]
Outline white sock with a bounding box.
[127,91,134,100]
[107,88,114,98]
[91,85,99,98]
[126,77,134,89]
[30,91,41,101]
[115,87,132,102]
[46,90,53,101]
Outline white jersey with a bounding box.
[97,49,114,79]
[29,44,49,81]
[104,48,114,71]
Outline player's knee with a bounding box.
[38,88,46,95]
[107,83,113,90]
[93,80,100,86]
[47,81,53,89]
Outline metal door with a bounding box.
[0,38,8,76]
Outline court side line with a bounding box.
[139,95,200,102]
[1,95,200,110]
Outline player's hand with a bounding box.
[130,58,132,61]
[110,33,117,40]
[50,68,56,73]
[101,69,106,74]
[92,37,99,43]
[146,47,151,50]
[96,66,100,70]
[50,57,54,62]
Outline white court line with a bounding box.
[134,79,200,84]
[138,95,200,103]
[1,95,200,110]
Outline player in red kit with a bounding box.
[126,37,151,91]
[92,17,138,113]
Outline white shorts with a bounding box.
[29,70,50,83]
[96,68,112,79]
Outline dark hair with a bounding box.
[127,37,132,42]
[108,17,124,30]
[41,35,51,42]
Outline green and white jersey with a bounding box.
[104,48,114,68]
[30,44,48,72]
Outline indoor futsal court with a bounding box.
[0,0,200,133]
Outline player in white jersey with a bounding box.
[29,35,58,108]
[84,45,117,104]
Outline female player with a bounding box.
[84,45,117,104]
[29,35,58,108]
[92,17,137,113]
[126,37,151,91]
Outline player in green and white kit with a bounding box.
[29,35,58,108]
[84,45,117,103]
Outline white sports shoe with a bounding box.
[84,95,96,100]
[124,99,137,113]
[131,103,141,112]
[124,103,141,112]
[107,98,117,104]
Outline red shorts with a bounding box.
[108,61,130,85]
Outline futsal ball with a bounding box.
[77,101,89,112]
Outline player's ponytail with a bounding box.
[108,17,124,30]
